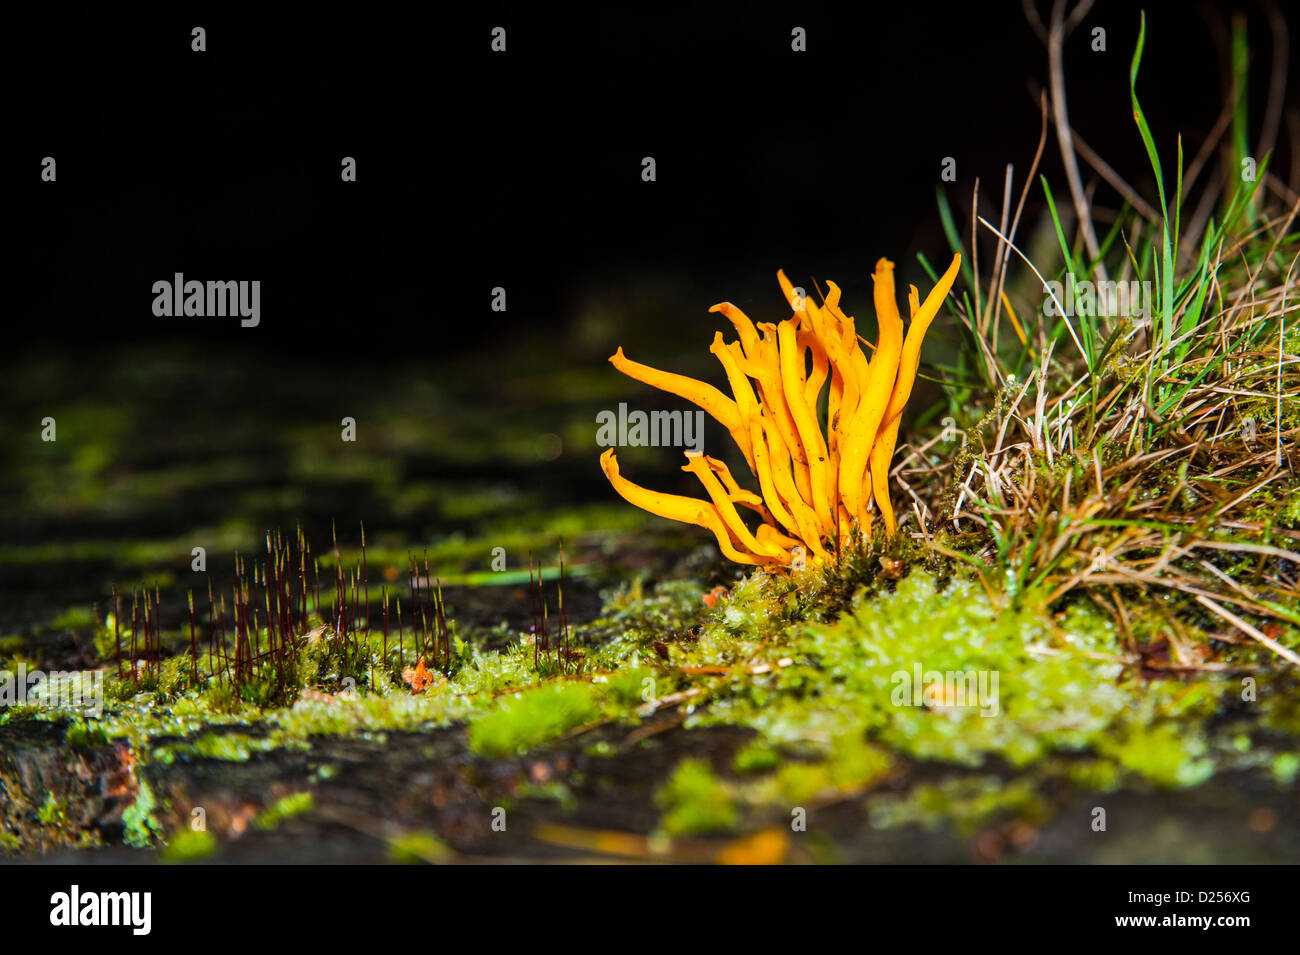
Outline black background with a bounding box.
[2,862,1281,939]
[11,1,1284,364]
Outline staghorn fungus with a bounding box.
[601,254,961,568]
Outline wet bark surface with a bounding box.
[4,714,1295,864]
[2,346,1295,865]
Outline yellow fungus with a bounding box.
[599,253,960,567]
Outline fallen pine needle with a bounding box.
[1196,595,1300,667]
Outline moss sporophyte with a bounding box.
[600,255,961,567]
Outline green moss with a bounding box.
[688,571,1241,789]
[65,721,109,748]
[868,775,1048,836]
[770,737,893,805]
[1062,758,1122,793]
[517,780,577,811]
[152,731,307,764]
[50,606,96,631]
[733,740,779,773]
[0,635,27,656]
[388,830,454,864]
[1097,722,1215,788]
[656,758,739,836]
[37,792,67,828]
[1272,753,1300,785]
[122,778,163,849]
[254,791,314,830]
[468,682,602,757]
[0,703,39,725]
[12,515,1297,851]
[600,665,658,708]
[160,828,216,862]
[1258,673,1300,735]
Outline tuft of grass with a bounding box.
[901,9,1299,669]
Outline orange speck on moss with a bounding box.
[402,656,437,693]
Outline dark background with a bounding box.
[2,1,1294,635]
[11,1,1284,361]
